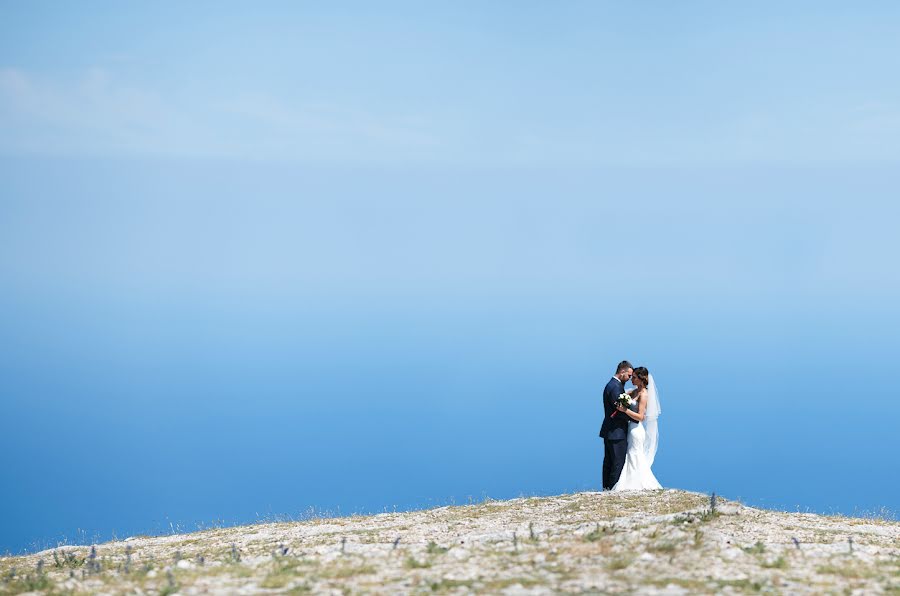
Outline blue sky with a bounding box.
[1,2,899,554]
[2,1,899,165]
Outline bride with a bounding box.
[611,366,662,491]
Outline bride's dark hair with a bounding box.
[633,367,650,388]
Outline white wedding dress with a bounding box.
[612,375,662,492]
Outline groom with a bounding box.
[599,360,633,490]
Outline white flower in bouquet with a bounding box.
[612,392,633,417]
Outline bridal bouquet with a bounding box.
[611,392,633,418]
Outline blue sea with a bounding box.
[1,158,898,554]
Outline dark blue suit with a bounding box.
[599,377,629,489]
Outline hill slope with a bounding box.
[1,489,897,594]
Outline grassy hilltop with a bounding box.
[1,489,897,594]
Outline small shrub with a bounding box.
[405,557,431,569]
[743,541,766,554]
[4,573,52,593]
[584,524,613,542]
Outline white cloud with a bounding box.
[0,67,441,162]
[2,67,899,166]
[0,66,212,156]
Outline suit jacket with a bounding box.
[598,377,630,441]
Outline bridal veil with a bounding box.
[644,373,662,467]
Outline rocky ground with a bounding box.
[1,489,897,594]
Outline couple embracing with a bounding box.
[599,360,662,491]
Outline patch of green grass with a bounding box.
[405,557,431,569]
[261,574,293,589]
[2,572,54,593]
[648,577,711,591]
[761,556,787,569]
[670,507,721,526]
[606,557,632,571]
[319,564,376,579]
[426,541,448,555]
[693,528,704,548]
[430,578,475,592]
[584,525,614,542]
[481,577,544,590]
[203,562,254,578]
[646,492,710,516]
[260,559,310,589]
[816,564,877,579]
[540,563,577,581]
[716,578,764,592]
[647,541,678,553]
[158,573,181,596]
[743,541,766,554]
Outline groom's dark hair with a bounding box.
[616,360,633,373]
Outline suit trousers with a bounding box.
[603,438,628,490]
